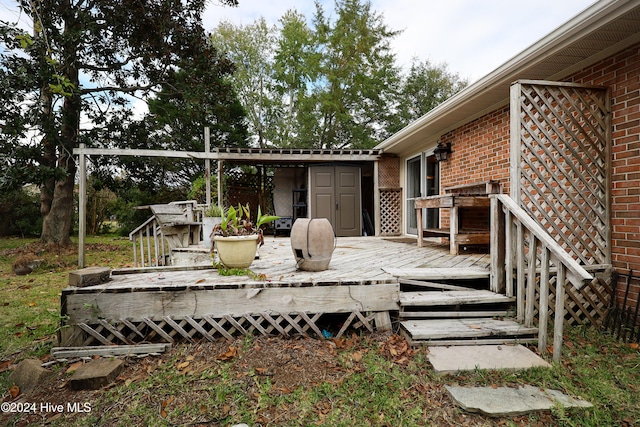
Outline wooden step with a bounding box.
[400,318,537,346]
[384,267,490,281]
[399,310,512,319]
[398,278,470,291]
[400,290,515,307]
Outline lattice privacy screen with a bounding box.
[380,189,401,236]
[511,80,611,265]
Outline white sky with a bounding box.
[205,0,597,82]
[0,0,596,89]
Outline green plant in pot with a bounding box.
[211,204,279,268]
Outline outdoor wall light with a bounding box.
[434,141,452,162]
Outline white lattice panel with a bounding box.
[511,81,610,265]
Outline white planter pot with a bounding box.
[291,218,335,271]
[214,234,259,268]
[202,217,222,249]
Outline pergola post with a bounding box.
[78,143,87,267]
[205,127,211,207]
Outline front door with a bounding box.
[310,166,362,237]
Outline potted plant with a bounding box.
[211,204,279,268]
[202,204,224,249]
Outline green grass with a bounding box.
[1,237,639,426]
[0,236,131,359]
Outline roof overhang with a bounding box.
[376,0,640,157]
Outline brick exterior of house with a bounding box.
[434,42,640,308]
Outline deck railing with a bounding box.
[490,194,593,362]
[129,216,166,268]
[128,201,206,268]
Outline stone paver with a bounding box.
[445,385,592,417]
[69,358,124,390]
[428,344,550,374]
[8,359,52,393]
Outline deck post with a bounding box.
[490,196,505,293]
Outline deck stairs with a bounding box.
[393,268,538,346]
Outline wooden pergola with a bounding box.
[74,136,382,267]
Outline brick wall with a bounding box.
[439,106,511,194]
[437,106,511,228]
[569,42,640,310]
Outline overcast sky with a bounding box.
[0,0,596,82]
[205,0,597,82]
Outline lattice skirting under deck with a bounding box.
[60,310,379,347]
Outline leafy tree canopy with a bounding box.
[211,0,468,150]
[0,0,244,244]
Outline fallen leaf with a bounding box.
[125,379,133,387]
[9,385,20,398]
[28,302,36,307]
[629,343,638,350]
[0,360,11,373]
[216,346,237,361]
[351,351,363,362]
[195,279,206,284]
[186,355,195,361]
[468,325,482,329]
[176,361,190,370]
[66,361,83,374]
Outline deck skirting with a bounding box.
[60,282,399,346]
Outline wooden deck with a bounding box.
[60,237,491,347]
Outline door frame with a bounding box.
[405,149,439,236]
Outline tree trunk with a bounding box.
[40,163,76,245]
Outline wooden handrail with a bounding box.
[490,194,594,362]
[493,194,592,288]
[128,216,164,268]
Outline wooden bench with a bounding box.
[415,181,500,254]
[150,203,202,249]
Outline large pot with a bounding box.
[214,234,259,268]
[291,218,335,271]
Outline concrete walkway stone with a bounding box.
[69,358,124,390]
[445,385,592,417]
[8,359,52,393]
[428,344,550,374]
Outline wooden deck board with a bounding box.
[74,237,490,292]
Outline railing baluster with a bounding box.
[516,220,526,323]
[553,263,566,363]
[505,210,514,297]
[132,235,139,267]
[538,247,550,353]
[139,228,145,267]
[525,234,537,328]
[146,224,152,267]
